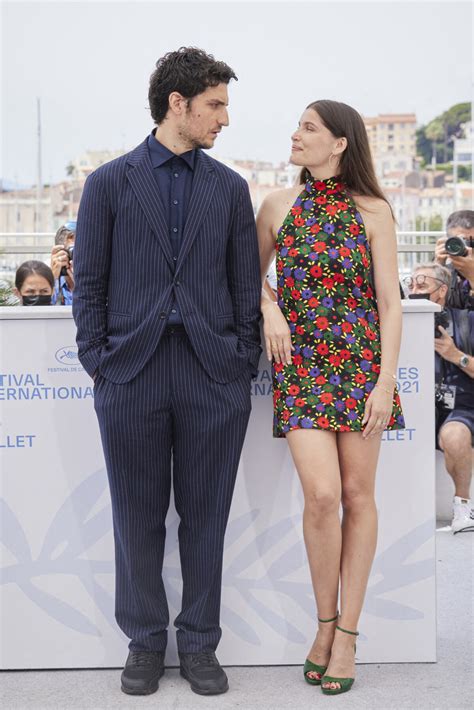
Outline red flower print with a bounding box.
[314,241,326,253]
[284,236,294,247]
[326,204,338,216]
[317,416,330,428]
[342,322,353,333]
[346,398,357,409]
[294,217,305,227]
[316,196,327,205]
[334,273,345,284]
[289,248,299,257]
[316,316,329,329]
[289,311,297,322]
[295,325,305,335]
[366,287,374,298]
[337,201,347,210]
[340,349,351,360]
[320,392,333,404]
[274,362,284,372]
[329,355,341,367]
[286,277,295,287]
[291,289,301,300]
[289,385,300,395]
[358,244,366,254]
[293,354,303,365]
[362,348,373,360]
[297,367,308,377]
[315,181,327,190]
[355,276,363,287]
[347,298,357,309]
[339,247,350,257]
[291,206,302,215]
[310,223,321,234]
[310,265,323,277]
[295,398,306,407]
[322,277,335,290]
[309,297,319,307]
[317,343,329,355]
[362,257,369,268]
[282,410,291,421]
[355,373,367,384]
[316,375,327,384]
[365,328,376,340]
[372,363,381,374]
[349,224,360,235]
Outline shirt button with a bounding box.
[175,280,181,286]
[173,199,178,205]
[173,172,179,178]
[171,309,177,314]
[173,256,177,261]
[172,227,178,233]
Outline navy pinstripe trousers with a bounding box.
[94,327,252,654]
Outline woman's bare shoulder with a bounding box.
[352,194,393,220]
[261,184,304,210]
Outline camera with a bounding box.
[445,235,470,257]
[434,309,450,338]
[60,245,74,277]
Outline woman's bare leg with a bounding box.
[322,431,382,690]
[286,429,341,678]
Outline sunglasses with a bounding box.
[403,274,445,290]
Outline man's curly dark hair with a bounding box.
[148,47,237,125]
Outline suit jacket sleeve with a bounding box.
[72,170,113,377]
[227,179,262,372]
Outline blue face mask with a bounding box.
[22,294,52,306]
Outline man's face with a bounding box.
[408,269,447,305]
[178,84,230,150]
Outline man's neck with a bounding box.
[153,126,193,156]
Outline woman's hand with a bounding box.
[362,385,393,438]
[261,301,293,365]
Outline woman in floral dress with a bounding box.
[257,100,404,695]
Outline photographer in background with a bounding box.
[50,221,76,305]
[405,262,474,534]
[434,210,474,310]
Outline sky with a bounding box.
[1,0,473,186]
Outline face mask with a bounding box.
[408,292,431,300]
[22,294,52,306]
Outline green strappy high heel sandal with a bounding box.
[303,614,338,685]
[321,625,359,695]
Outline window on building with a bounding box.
[388,123,394,130]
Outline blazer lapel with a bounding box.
[126,140,174,268]
[176,151,216,273]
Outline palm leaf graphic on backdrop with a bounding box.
[1,471,435,642]
[1,469,115,636]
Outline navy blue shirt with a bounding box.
[147,130,195,324]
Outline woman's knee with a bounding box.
[341,482,375,513]
[304,487,340,519]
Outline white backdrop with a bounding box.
[0,301,438,668]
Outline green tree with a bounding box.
[416,102,471,166]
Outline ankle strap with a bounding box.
[318,614,338,623]
[336,624,359,636]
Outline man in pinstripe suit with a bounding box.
[73,48,261,696]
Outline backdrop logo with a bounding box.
[55,346,80,366]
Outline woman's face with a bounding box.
[290,108,340,170]
[17,274,53,298]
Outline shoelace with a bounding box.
[129,651,157,667]
[189,652,217,667]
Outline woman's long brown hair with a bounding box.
[299,100,393,217]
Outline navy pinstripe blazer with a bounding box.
[72,138,262,384]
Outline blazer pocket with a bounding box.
[107,310,131,317]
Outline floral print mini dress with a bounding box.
[272,175,405,438]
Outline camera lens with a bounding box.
[445,236,468,257]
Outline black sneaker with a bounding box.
[179,651,229,695]
[121,650,165,695]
